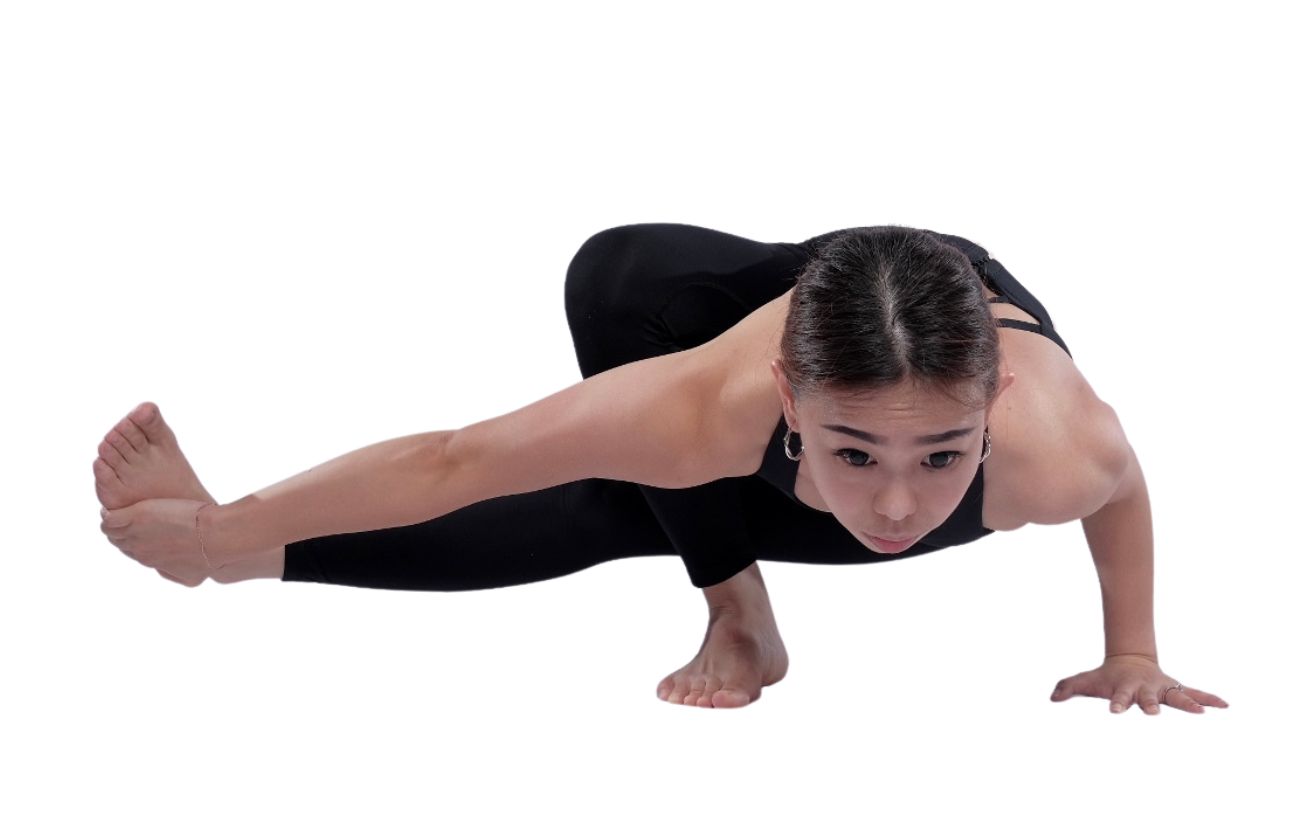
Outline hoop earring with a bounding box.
[979,430,992,463]
[783,427,804,461]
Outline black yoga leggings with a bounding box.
[281,223,956,591]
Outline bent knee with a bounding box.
[564,224,698,318]
[565,225,646,314]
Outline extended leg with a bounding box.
[281,478,674,591]
[92,398,685,589]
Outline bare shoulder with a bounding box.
[446,288,795,505]
[984,331,1130,528]
[683,283,1134,525]
[688,289,794,479]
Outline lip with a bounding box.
[866,534,918,553]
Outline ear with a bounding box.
[769,358,801,432]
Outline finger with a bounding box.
[1050,680,1075,701]
[1166,688,1206,714]
[1138,690,1161,715]
[1182,687,1229,708]
[1110,687,1137,713]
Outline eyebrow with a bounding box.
[820,424,978,446]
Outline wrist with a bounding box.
[1105,651,1159,663]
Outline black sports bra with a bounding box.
[754,230,1073,547]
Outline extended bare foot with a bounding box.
[656,562,790,708]
[94,401,216,510]
[93,401,283,585]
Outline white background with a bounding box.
[3,1,1295,815]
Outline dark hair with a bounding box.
[778,226,1001,412]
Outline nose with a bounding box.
[872,480,917,523]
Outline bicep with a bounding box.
[445,350,718,507]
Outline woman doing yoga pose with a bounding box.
[93,223,1228,715]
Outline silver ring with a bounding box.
[1160,682,1184,704]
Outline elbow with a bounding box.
[415,428,470,518]
[438,427,466,473]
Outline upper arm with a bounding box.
[444,349,722,507]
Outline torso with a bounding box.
[696,282,1095,532]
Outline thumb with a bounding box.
[1050,680,1074,701]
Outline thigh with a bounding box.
[560,223,809,587]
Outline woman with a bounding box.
[93,223,1228,715]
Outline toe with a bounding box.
[106,428,137,459]
[98,439,126,469]
[656,678,673,701]
[93,457,125,501]
[93,456,120,484]
[117,416,148,452]
[128,401,169,445]
[684,675,710,707]
[667,678,691,705]
[696,676,723,708]
[712,686,754,708]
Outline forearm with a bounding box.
[202,429,459,564]
[1080,444,1158,660]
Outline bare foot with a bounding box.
[92,401,283,585]
[93,401,215,510]
[655,563,790,708]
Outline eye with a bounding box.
[836,449,872,467]
[834,449,965,470]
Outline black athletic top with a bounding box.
[754,230,1073,547]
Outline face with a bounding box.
[771,363,1014,555]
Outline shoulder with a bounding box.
[1000,384,1131,526]
[686,289,794,479]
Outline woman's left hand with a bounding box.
[1049,654,1230,715]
